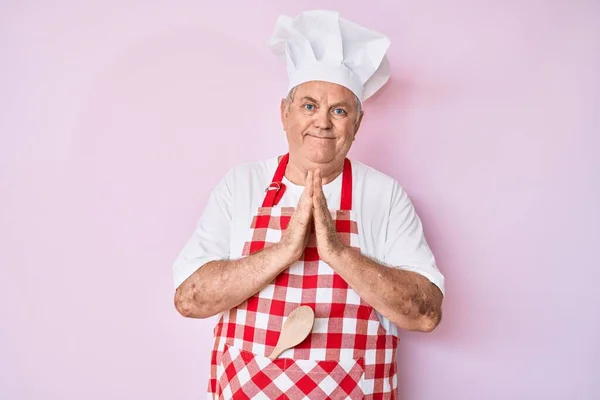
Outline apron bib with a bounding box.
[208,154,398,399]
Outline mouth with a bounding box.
[306,134,335,140]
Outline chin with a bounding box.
[303,148,338,164]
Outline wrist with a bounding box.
[272,242,300,266]
[323,242,350,267]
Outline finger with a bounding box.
[312,170,328,212]
[304,170,314,201]
[312,170,320,206]
[313,175,336,236]
[298,171,311,205]
[312,172,327,229]
[289,208,310,239]
[295,171,313,224]
[301,171,314,212]
[308,171,314,198]
[313,169,322,196]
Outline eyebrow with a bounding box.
[300,96,319,104]
[330,101,352,109]
[299,97,353,109]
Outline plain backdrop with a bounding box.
[1,1,599,399]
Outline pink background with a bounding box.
[1,1,599,399]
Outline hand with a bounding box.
[312,169,346,264]
[277,171,314,264]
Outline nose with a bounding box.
[313,109,332,130]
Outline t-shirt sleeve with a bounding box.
[172,172,232,290]
[383,182,445,295]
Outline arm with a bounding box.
[311,169,444,332]
[174,244,294,318]
[174,170,316,319]
[326,248,442,332]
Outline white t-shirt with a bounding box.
[173,157,445,336]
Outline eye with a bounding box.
[304,103,316,111]
[333,108,347,116]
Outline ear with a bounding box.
[280,99,288,127]
[353,111,364,140]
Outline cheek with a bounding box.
[289,118,310,136]
[284,119,306,147]
[336,123,356,142]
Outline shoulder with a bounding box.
[228,157,278,177]
[211,157,279,199]
[220,157,278,185]
[349,160,413,217]
[350,159,404,195]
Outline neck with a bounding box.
[282,154,345,186]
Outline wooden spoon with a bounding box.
[268,305,315,360]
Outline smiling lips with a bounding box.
[306,134,335,140]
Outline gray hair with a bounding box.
[285,86,362,122]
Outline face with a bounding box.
[280,81,363,166]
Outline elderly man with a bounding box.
[173,10,444,399]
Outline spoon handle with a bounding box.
[268,344,286,360]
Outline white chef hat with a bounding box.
[269,10,391,102]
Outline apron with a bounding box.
[208,154,398,399]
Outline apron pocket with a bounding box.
[217,343,364,399]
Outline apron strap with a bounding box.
[340,158,352,211]
[262,154,353,210]
[262,154,290,208]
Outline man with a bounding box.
[173,10,444,399]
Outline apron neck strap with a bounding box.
[262,153,353,210]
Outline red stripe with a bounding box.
[249,240,266,255]
[340,158,352,211]
[335,219,352,232]
[265,329,280,347]
[301,274,318,289]
[243,325,255,343]
[354,333,367,350]
[296,375,319,395]
[250,371,271,392]
[302,247,320,262]
[269,299,286,316]
[262,154,289,207]
[279,215,291,230]
[326,332,342,349]
[254,214,271,229]
[329,302,346,318]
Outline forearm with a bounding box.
[328,247,443,332]
[174,244,293,318]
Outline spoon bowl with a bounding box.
[268,305,315,360]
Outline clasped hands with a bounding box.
[277,170,346,265]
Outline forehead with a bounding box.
[293,81,356,104]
